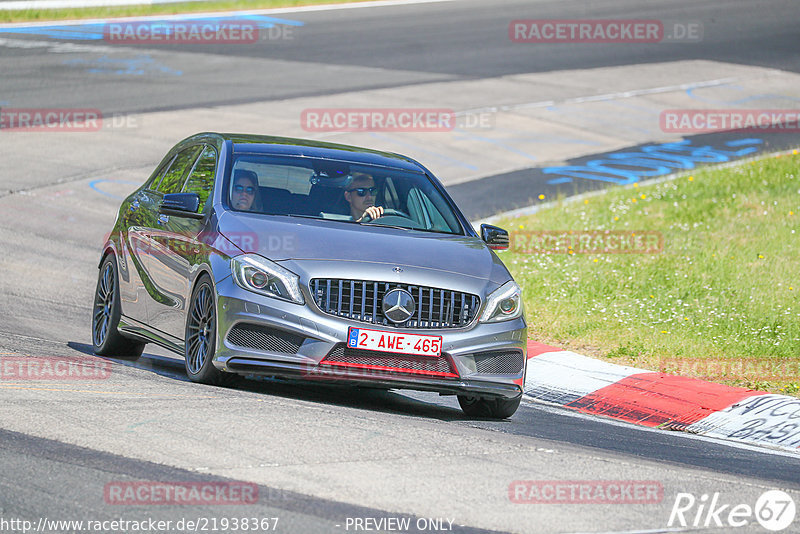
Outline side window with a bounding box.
[157,146,201,195]
[182,145,217,214]
[146,156,175,191]
[383,177,400,210]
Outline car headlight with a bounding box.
[231,254,304,304]
[480,281,523,323]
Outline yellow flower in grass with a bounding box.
[614,216,619,221]
[640,194,646,199]
[688,176,694,182]
[538,194,545,200]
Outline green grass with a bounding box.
[497,150,800,396]
[0,0,369,23]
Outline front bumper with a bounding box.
[213,276,527,400]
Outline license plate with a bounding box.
[347,327,441,357]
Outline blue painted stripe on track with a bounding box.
[89,178,139,199]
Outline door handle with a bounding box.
[157,214,169,225]
[129,199,140,211]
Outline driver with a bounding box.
[344,172,383,222]
[231,169,260,212]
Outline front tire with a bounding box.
[185,275,226,385]
[458,395,522,419]
[92,254,145,358]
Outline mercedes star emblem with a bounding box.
[382,289,415,323]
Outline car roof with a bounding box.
[205,133,426,173]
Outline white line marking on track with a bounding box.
[0,0,456,25]
[457,77,744,116]
[564,528,695,534]
[524,400,800,460]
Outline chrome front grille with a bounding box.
[310,279,480,329]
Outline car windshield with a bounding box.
[228,154,465,235]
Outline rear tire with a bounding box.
[92,254,145,359]
[458,395,521,419]
[185,275,227,385]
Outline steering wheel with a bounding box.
[360,208,411,223]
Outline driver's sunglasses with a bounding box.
[233,184,256,195]
[347,186,378,197]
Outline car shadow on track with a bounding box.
[68,341,474,422]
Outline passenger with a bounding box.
[231,170,260,212]
[344,172,383,222]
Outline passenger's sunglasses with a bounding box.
[233,185,256,194]
[347,186,378,197]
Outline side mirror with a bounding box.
[160,193,203,219]
[480,224,509,250]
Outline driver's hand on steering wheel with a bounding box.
[357,206,384,222]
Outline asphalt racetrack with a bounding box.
[1,1,799,533]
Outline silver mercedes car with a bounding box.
[92,133,527,418]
